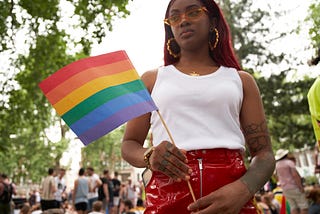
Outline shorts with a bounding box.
[75,202,88,211]
[0,202,11,214]
[40,200,58,211]
[144,148,259,214]
[283,188,309,210]
[113,196,120,206]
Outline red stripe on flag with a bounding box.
[44,60,134,105]
[39,50,128,94]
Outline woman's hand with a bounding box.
[187,180,251,214]
[149,141,192,181]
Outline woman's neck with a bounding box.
[174,57,219,76]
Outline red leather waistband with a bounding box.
[186,148,244,164]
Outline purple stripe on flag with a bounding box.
[77,101,157,145]
[69,89,153,135]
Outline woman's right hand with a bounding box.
[149,141,192,181]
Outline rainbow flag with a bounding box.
[39,50,158,145]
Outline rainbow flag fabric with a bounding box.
[39,50,158,145]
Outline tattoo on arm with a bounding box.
[241,120,275,195]
[242,120,271,155]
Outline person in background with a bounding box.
[0,173,14,214]
[73,168,90,214]
[255,194,271,214]
[19,203,30,214]
[307,76,320,173]
[306,187,320,214]
[266,191,280,214]
[125,179,136,208]
[121,0,275,213]
[261,193,278,214]
[98,169,114,214]
[40,168,57,211]
[88,201,104,214]
[111,172,121,214]
[118,184,127,213]
[275,149,308,214]
[87,167,102,212]
[131,198,145,214]
[55,168,66,209]
[121,199,135,214]
[307,47,320,181]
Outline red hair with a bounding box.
[163,0,241,71]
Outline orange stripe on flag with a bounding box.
[39,50,128,94]
[53,69,139,115]
[45,59,133,104]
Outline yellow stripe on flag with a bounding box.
[53,69,139,115]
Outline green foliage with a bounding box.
[81,126,124,174]
[256,72,315,150]
[217,0,315,151]
[307,2,320,49]
[217,0,284,67]
[0,0,131,184]
[304,175,319,185]
[19,0,59,20]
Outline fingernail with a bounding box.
[188,168,193,174]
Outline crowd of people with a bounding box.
[1,151,320,214]
[252,149,320,214]
[0,168,146,214]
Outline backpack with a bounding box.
[0,182,13,203]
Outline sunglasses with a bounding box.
[164,7,208,27]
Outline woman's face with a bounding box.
[167,0,211,52]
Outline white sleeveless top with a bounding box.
[150,65,245,151]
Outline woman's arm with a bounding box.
[121,70,191,181]
[238,71,275,196]
[121,70,156,168]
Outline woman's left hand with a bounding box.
[187,180,251,214]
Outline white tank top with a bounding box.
[150,65,245,151]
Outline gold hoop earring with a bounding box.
[209,28,219,50]
[167,38,180,58]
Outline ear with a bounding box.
[210,17,218,28]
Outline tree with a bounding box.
[217,0,315,150]
[81,126,124,174]
[255,71,315,150]
[0,0,131,183]
[307,2,320,64]
[216,0,285,69]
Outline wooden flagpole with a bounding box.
[156,110,197,202]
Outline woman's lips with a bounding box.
[180,29,194,38]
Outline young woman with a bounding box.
[121,0,275,213]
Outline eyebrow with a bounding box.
[170,4,202,14]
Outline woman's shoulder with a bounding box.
[141,68,159,93]
[237,70,255,82]
[236,70,259,91]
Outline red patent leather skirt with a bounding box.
[144,148,259,214]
